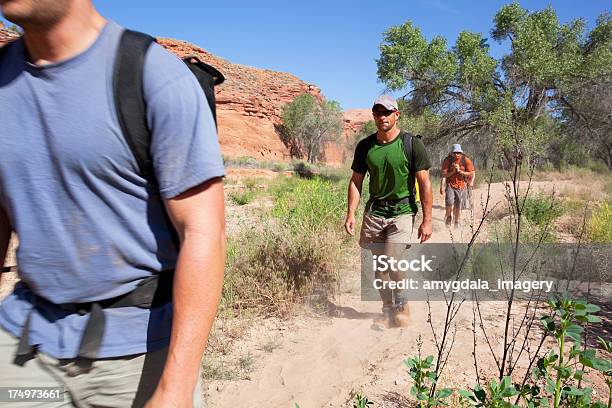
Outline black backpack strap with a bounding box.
[182,55,224,127]
[401,132,418,206]
[401,132,416,173]
[114,30,182,251]
[0,40,16,65]
[113,30,156,181]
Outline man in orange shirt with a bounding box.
[440,144,475,227]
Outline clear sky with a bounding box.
[2,1,609,109]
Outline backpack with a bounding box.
[401,132,421,203]
[115,30,225,184]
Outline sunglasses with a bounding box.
[372,108,397,117]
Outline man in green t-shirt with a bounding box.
[345,95,433,328]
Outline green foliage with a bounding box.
[228,189,255,206]
[271,177,345,234]
[531,294,610,408]
[458,376,519,407]
[522,193,564,226]
[454,294,609,408]
[280,93,343,164]
[376,4,612,169]
[405,340,453,407]
[492,217,558,244]
[223,176,349,315]
[587,203,612,243]
[491,3,528,41]
[353,393,374,408]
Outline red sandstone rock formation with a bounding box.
[0,24,20,45]
[0,28,364,165]
[158,38,326,161]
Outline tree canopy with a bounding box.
[377,3,611,168]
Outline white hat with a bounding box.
[451,144,463,153]
[372,95,398,111]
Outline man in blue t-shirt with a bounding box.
[0,1,225,406]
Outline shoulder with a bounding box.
[355,133,377,152]
[410,135,428,156]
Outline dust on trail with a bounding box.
[205,181,584,408]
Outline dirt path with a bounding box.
[1,178,605,407]
[205,180,608,407]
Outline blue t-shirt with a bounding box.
[0,21,225,358]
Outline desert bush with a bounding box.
[222,176,349,315]
[492,217,557,244]
[587,203,612,243]
[271,162,288,172]
[228,189,256,206]
[522,194,564,226]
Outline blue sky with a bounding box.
[3,1,609,109]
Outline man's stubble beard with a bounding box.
[1,0,71,28]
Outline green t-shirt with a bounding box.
[351,132,431,218]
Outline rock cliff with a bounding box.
[0,28,368,165]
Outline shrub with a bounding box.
[522,193,564,226]
[492,217,558,244]
[222,176,350,315]
[228,189,255,206]
[587,203,612,243]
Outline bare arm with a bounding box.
[416,169,433,243]
[440,159,455,178]
[345,172,365,235]
[460,169,475,186]
[0,206,12,285]
[147,177,225,407]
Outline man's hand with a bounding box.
[345,214,356,235]
[346,172,364,237]
[418,219,432,243]
[415,169,433,243]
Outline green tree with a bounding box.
[376,4,612,167]
[280,93,343,164]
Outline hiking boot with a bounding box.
[374,306,394,329]
[394,304,411,327]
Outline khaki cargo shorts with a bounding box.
[445,185,469,209]
[359,211,415,247]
